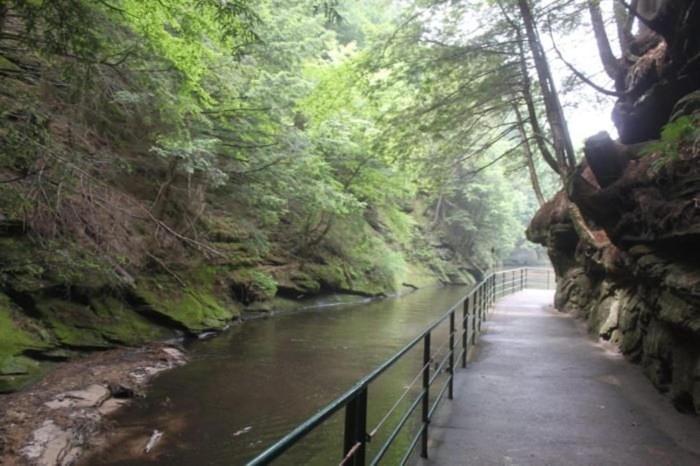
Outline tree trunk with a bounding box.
[515,28,562,177]
[513,104,546,206]
[637,0,664,34]
[517,0,577,173]
[152,159,179,219]
[588,0,622,79]
[614,0,637,56]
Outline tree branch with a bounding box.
[587,0,623,79]
[615,0,657,33]
[547,19,623,97]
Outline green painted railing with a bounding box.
[247,267,554,466]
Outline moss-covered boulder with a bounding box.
[304,257,396,297]
[268,267,320,297]
[0,293,52,392]
[134,267,239,333]
[228,268,278,304]
[34,295,170,348]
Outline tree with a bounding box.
[516,0,577,174]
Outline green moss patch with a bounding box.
[135,268,239,333]
[229,268,278,304]
[404,262,441,289]
[0,294,52,392]
[34,294,169,348]
[268,267,320,297]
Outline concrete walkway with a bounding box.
[419,290,700,466]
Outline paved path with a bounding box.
[419,290,700,466]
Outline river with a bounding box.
[85,285,470,466]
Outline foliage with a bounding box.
[644,116,700,173]
[0,0,544,308]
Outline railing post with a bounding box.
[470,294,476,345]
[448,311,455,400]
[421,333,431,458]
[462,297,468,368]
[343,387,368,466]
[525,268,528,289]
[487,276,492,310]
[476,286,482,333]
[479,283,486,324]
[485,277,489,310]
[487,276,491,308]
[494,273,498,299]
[520,269,524,291]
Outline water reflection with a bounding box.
[88,285,469,466]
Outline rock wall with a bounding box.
[528,1,700,414]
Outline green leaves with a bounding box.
[1,0,541,295]
[644,115,700,173]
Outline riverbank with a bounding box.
[0,286,435,466]
[77,285,473,466]
[0,344,186,466]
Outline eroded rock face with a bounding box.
[528,2,700,414]
[612,0,700,144]
[530,181,700,413]
[528,0,700,413]
[528,114,700,413]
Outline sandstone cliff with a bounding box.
[528,1,700,413]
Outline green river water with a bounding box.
[87,285,470,466]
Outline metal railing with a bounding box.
[247,267,554,466]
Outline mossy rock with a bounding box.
[229,268,278,304]
[304,260,393,297]
[271,268,321,297]
[444,267,475,286]
[641,320,674,390]
[304,262,350,291]
[88,295,170,345]
[0,294,52,392]
[658,290,700,333]
[0,293,52,356]
[135,270,239,333]
[33,294,169,348]
[0,355,46,393]
[403,263,441,289]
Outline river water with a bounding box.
[87,285,469,466]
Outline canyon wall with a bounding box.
[528,0,700,413]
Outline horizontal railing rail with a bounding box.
[247,267,554,466]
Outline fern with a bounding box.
[644,116,700,173]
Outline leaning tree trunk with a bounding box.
[515,27,562,178]
[613,0,637,57]
[517,0,577,173]
[588,0,623,80]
